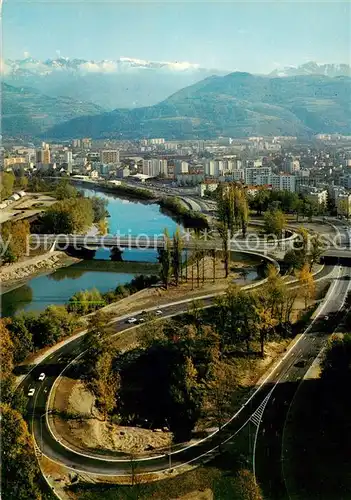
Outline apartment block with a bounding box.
[100,150,120,164]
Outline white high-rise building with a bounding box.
[204,160,223,177]
[174,160,189,174]
[284,159,300,173]
[244,166,272,185]
[142,158,168,177]
[100,150,119,164]
[271,174,296,192]
[64,151,73,173]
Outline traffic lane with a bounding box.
[255,379,298,499]
[254,272,351,498]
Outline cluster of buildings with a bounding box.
[2,135,351,216]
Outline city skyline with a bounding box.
[3,1,350,73]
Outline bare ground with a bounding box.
[52,379,172,456]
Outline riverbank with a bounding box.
[72,179,209,229]
[0,251,81,294]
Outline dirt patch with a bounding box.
[52,378,172,456]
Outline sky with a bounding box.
[2,1,351,73]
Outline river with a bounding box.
[2,189,259,316]
[2,190,178,316]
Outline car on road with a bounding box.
[324,315,329,321]
[137,317,146,324]
[28,388,35,397]
[38,373,46,381]
[126,317,137,324]
[155,310,163,316]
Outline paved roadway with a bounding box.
[21,264,350,477]
[253,265,351,499]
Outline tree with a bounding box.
[17,175,28,190]
[39,197,94,233]
[264,208,287,238]
[239,193,249,237]
[255,305,278,357]
[67,288,105,315]
[8,315,34,362]
[1,219,30,263]
[1,404,42,499]
[54,180,78,200]
[90,196,109,223]
[98,219,109,235]
[294,198,304,222]
[90,351,121,420]
[1,172,15,200]
[218,221,230,278]
[308,233,325,271]
[24,305,78,349]
[171,227,183,286]
[235,469,263,500]
[297,263,315,308]
[250,189,270,216]
[0,319,14,378]
[283,249,305,273]
[205,361,232,432]
[158,228,172,289]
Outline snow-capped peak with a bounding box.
[3,56,202,76]
[270,61,351,78]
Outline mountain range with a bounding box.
[3,57,223,109]
[269,61,351,78]
[4,57,350,110]
[47,72,351,140]
[2,58,351,140]
[1,83,104,139]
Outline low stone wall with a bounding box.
[0,251,72,287]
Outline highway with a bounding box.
[253,265,351,499]
[21,264,350,478]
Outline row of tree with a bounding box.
[1,319,43,499]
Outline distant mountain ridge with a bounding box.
[3,57,224,109]
[1,83,104,139]
[269,61,351,78]
[46,72,351,140]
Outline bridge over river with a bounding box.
[30,233,351,262]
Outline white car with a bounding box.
[28,388,35,397]
[38,373,45,381]
[324,315,329,321]
[126,317,137,324]
[155,310,163,316]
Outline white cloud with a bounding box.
[78,61,118,73]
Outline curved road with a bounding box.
[21,264,348,477]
